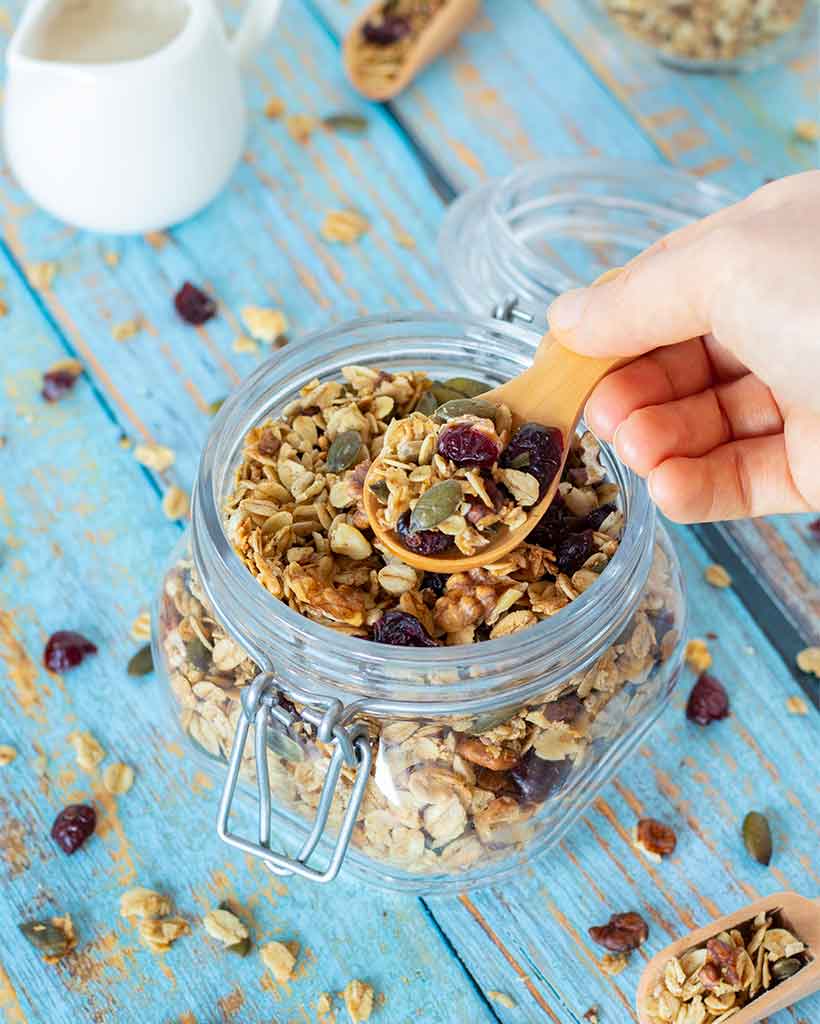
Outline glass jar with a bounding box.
[154,313,687,894]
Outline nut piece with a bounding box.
[203,907,249,947]
[704,563,732,588]
[119,887,171,919]
[162,485,190,520]
[241,306,288,343]
[634,818,677,860]
[341,979,374,1023]
[322,210,370,244]
[598,953,629,976]
[68,730,105,772]
[796,646,820,677]
[260,940,298,983]
[103,762,135,795]
[134,442,175,473]
[138,916,190,953]
[588,912,648,952]
[0,745,17,766]
[684,638,712,673]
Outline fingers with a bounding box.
[648,434,812,522]
[612,374,784,475]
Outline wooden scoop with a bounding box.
[636,892,820,1024]
[363,331,629,573]
[343,0,480,102]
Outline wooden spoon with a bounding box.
[343,0,481,102]
[636,892,820,1023]
[363,336,629,574]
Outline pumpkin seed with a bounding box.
[127,645,154,676]
[415,389,438,416]
[431,382,465,404]
[207,397,226,415]
[742,810,772,865]
[433,398,498,423]
[441,377,490,398]
[326,430,363,473]
[508,452,531,469]
[410,480,462,532]
[368,479,390,504]
[771,956,803,982]
[19,920,70,958]
[322,112,368,135]
[185,637,211,672]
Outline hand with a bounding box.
[547,171,820,523]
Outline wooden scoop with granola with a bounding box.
[636,892,819,1024]
[363,327,629,573]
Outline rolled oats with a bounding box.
[103,762,135,795]
[685,638,712,673]
[162,485,190,521]
[203,907,249,947]
[241,306,288,344]
[68,730,105,772]
[0,745,17,766]
[321,210,370,243]
[704,564,732,589]
[130,610,151,642]
[119,887,172,919]
[134,442,175,473]
[232,334,259,355]
[488,991,516,1008]
[341,979,374,1023]
[796,646,820,676]
[260,939,298,982]
[138,916,190,953]
[112,317,142,342]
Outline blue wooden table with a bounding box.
[1,1,818,1021]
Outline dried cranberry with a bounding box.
[43,631,97,673]
[686,673,730,726]
[511,751,572,803]
[42,369,79,402]
[542,693,583,724]
[500,423,563,498]
[437,423,501,468]
[395,511,452,556]
[362,15,411,44]
[174,282,217,325]
[582,503,617,531]
[588,912,648,952]
[51,803,96,854]
[371,610,438,647]
[422,572,449,597]
[555,530,595,576]
[529,496,567,549]
[809,517,820,539]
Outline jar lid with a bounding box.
[439,159,735,330]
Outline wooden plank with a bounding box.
[0,254,497,1023]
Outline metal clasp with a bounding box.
[216,673,372,884]
[492,294,534,324]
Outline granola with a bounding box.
[347,0,448,95]
[641,909,810,1024]
[341,979,374,1022]
[603,0,806,62]
[260,940,299,982]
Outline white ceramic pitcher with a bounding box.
[3,0,283,234]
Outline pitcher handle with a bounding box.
[230,0,284,68]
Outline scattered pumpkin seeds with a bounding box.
[433,397,498,422]
[742,810,773,865]
[367,479,390,504]
[771,955,804,981]
[19,915,76,960]
[414,389,438,415]
[103,761,135,795]
[704,563,732,588]
[127,645,154,676]
[410,479,462,531]
[440,377,490,398]
[326,430,364,473]
[0,744,17,766]
[322,112,368,134]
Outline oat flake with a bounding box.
[785,695,808,715]
[704,563,732,588]
[134,442,175,473]
[162,485,190,521]
[103,761,135,794]
[203,907,248,947]
[138,916,189,953]
[120,887,171,919]
[260,939,298,982]
[488,990,516,1008]
[232,334,260,354]
[112,317,142,342]
[341,979,374,1022]
[0,745,17,766]
[685,638,712,673]
[796,646,820,677]
[68,730,105,772]
[130,610,151,642]
[321,209,370,243]
[241,306,288,343]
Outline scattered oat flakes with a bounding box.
[145,230,167,249]
[794,118,820,142]
[103,250,120,267]
[341,979,374,1023]
[264,96,285,119]
[203,907,249,947]
[488,990,516,1008]
[785,695,808,715]
[286,113,317,142]
[232,334,260,355]
[0,299,8,317]
[134,442,175,473]
[130,610,151,642]
[120,887,172,919]
[260,939,298,982]
[162,485,190,520]
[241,306,288,343]
[0,745,17,766]
[599,953,630,975]
[317,992,336,1021]
[103,761,135,795]
[393,229,415,249]
[796,646,820,677]
[28,261,57,289]
[138,916,190,953]
[68,730,105,772]
[685,637,712,673]
[321,209,370,244]
[704,563,732,588]
[112,317,142,342]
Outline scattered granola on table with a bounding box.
[130,610,152,642]
[341,979,374,1023]
[19,914,77,961]
[203,907,249,949]
[241,306,289,344]
[640,909,810,1024]
[162,485,190,521]
[321,209,371,243]
[684,638,712,673]
[68,729,106,772]
[589,911,648,953]
[795,645,820,677]
[285,113,318,143]
[134,442,176,473]
[103,761,135,795]
[260,940,299,982]
[785,695,808,715]
[42,358,84,402]
[704,563,732,589]
[0,744,18,766]
[138,916,190,954]
[119,887,171,919]
[633,818,677,860]
[112,316,143,342]
[347,0,448,95]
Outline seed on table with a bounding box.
[322,112,368,134]
[704,563,732,588]
[127,645,154,676]
[19,916,76,960]
[742,810,772,865]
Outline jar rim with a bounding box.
[192,311,660,712]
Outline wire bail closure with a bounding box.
[216,673,372,884]
[492,294,534,324]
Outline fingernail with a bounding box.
[647,470,659,504]
[612,421,626,459]
[547,287,589,333]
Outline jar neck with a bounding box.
[191,313,657,716]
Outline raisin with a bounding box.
[371,610,438,647]
[511,751,572,803]
[42,369,80,402]
[555,530,594,576]
[437,423,501,468]
[362,16,410,44]
[174,282,217,325]
[421,572,449,597]
[582,503,617,531]
[43,631,97,673]
[500,423,563,498]
[686,673,730,725]
[635,818,677,857]
[588,912,648,952]
[395,511,452,556]
[51,803,96,854]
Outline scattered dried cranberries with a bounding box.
[396,511,452,556]
[43,631,97,673]
[437,423,501,468]
[555,530,595,576]
[500,423,563,498]
[686,673,730,726]
[371,610,438,647]
[51,803,96,854]
[588,912,648,953]
[421,572,449,597]
[174,282,217,325]
[41,368,80,402]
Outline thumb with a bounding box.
[547,237,721,358]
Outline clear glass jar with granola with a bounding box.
[153,313,687,893]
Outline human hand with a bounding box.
[547,171,820,523]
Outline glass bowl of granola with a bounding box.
[154,312,686,893]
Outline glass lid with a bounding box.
[439,159,736,330]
